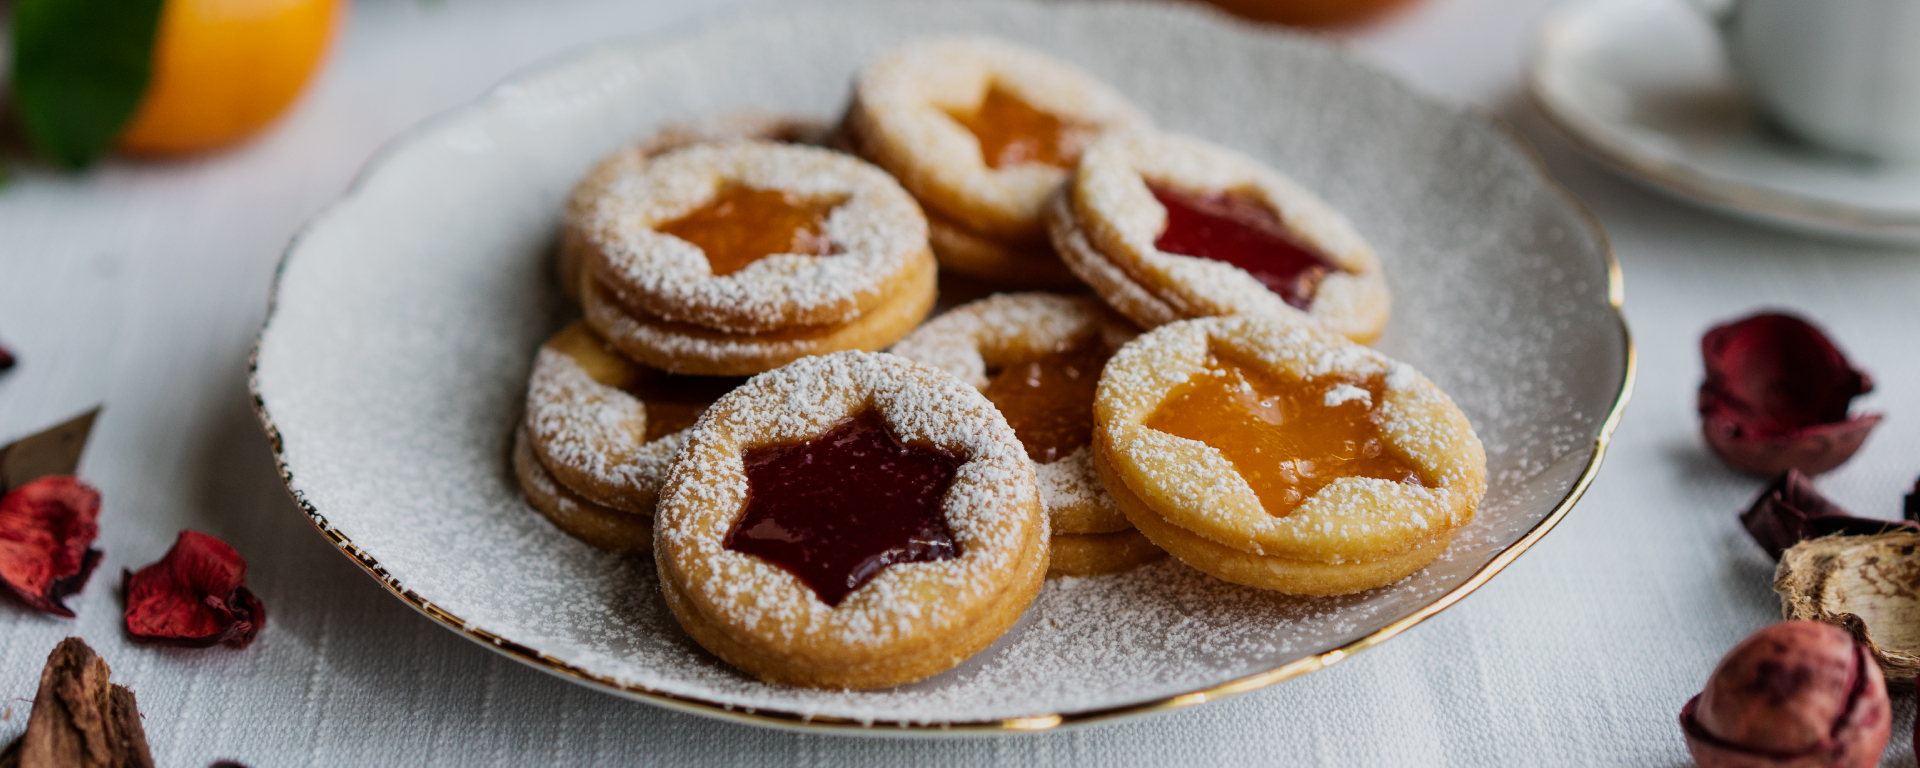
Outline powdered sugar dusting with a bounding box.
[849,36,1150,239]
[257,0,1625,727]
[579,141,927,334]
[1070,130,1392,341]
[890,293,1135,533]
[655,351,1043,651]
[524,346,685,513]
[1096,316,1483,563]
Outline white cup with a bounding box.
[1712,0,1920,162]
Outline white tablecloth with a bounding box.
[3,0,1919,764]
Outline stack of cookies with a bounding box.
[511,37,1487,690]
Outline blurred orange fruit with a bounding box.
[1201,0,1418,27]
[116,0,344,156]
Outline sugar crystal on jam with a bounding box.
[725,412,961,606]
[1148,182,1338,310]
[1145,354,1423,518]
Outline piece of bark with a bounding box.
[0,638,153,768]
[0,408,101,496]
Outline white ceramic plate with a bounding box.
[253,0,1631,734]
[1530,0,1920,243]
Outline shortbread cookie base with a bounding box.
[1066,132,1393,343]
[558,113,834,304]
[583,250,937,376]
[661,526,1045,689]
[513,424,654,554]
[578,141,930,334]
[1045,191,1183,330]
[846,36,1149,241]
[1093,317,1485,564]
[1047,528,1166,578]
[927,212,1080,288]
[654,352,1048,689]
[523,323,692,515]
[888,292,1137,534]
[1095,444,1445,595]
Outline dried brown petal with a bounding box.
[1741,470,1917,560]
[0,476,103,617]
[123,530,263,648]
[1681,621,1890,768]
[1700,312,1881,476]
[0,637,154,768]
[0,408,101,496]
[1904,477,1919,523]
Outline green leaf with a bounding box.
[10,0,167,169]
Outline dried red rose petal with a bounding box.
[123,530,264,648]
[0,337,14,372]
[1741,470,1919,560]
[0,476,103,617]
[1700,312,1881,476]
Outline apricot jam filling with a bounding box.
[980,340,1110,464]
[725,412,961,606]
[948,87,1093,170]
[1143,354,1423,518]
[1148,182,1339,311]
[660,186,841,275]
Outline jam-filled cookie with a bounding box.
[559,112,834,303]
[891,293,1165,577]
[845,37,1148,287]
[1093,316,1485,595]
[654,351,1046,688]
[512,425,653,554]
[574,140,937,376]
[1046,131,1392,343]
[520,321,744,542]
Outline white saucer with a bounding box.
[1529,0,1920,243]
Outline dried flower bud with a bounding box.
[1681,621,1890,768]
[1699,313,1880,476]
[1741,470,1917,560]
[0,476,104,617]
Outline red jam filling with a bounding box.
[1148,182,1338,311]
[725,412,961,606]
[620,371,749,441]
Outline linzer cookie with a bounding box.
[654,351,1046,688]
[573,140,937,375]
[891,293,1164,577]
[1046,130,1392,342]
[517,321,746,552]
[845,37,1148,287]
[558,112,835,303]
[1093,316,1485,595]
